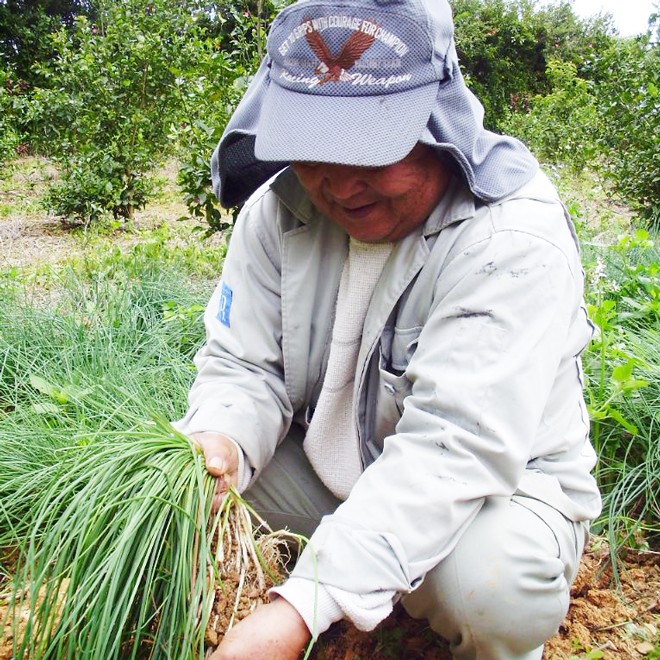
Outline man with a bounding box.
[176,0,602,657]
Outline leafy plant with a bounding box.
[450,0,614,131]
[0,0,94,86]
[162,300,207,355]
[172,2,279,234]
[43,150,157,224]
[568,641,605,660]
[592,38,660,226]
[502,58,600,173]
[30,0,204,223]
[6,419,291,658]
[581,226,660,561]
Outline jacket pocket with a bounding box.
[382,325,422,373]
[373,346,414,450]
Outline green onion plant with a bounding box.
[6,419,292,659]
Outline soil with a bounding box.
[309,540,660,659]
[1,159,658,658]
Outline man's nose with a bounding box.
[323,164,367,200]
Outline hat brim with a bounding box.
[254,80,440,167]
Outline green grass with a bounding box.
[0,266,208,563]
[594,327,660,564]
[3,419,289,658]
[0,254,296,657]
[8,420,215,659]
[0,156,54,218]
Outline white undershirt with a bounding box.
[303,238,394,500]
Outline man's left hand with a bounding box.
[210,598,311,660]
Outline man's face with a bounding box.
[291,144,451,243]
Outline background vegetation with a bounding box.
[0,0,659,655]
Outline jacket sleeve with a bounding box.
[281,201,591,632]
[176,190,293,479]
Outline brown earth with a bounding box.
[309,540,660,659]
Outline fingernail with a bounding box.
[208,457,224,472]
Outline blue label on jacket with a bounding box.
[217,282,232,327]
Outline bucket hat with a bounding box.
[212,0,538,208]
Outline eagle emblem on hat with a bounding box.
[305,25,377,84]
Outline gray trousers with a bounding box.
[245,430,588,660]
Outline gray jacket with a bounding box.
[178,166,601,631]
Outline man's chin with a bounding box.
[345,226,392,243]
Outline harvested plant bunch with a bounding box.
[6,418,292,659]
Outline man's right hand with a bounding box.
[190,432,239,511]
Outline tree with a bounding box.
[595,37,660,224]
[29,0,206,222]
[449,0,615,130]
[172,0,280,232]
[0,69,24,165]
[0,0,93,84]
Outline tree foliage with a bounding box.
[171,1,277,232]
[0,69,25,165]
[595,39,660,224]
[0,0,94,84]
[449,0,615,130]
[28,0,214,222]
[501,31,659,225]
[501,58,600,173]
[7,0,275,224]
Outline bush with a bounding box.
[43,148,157,224]
[30,0,204,223]
[594,39,660,225]
[502,59,600,172]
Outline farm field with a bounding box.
[1,158,658,658]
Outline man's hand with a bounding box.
[190,431,239,510]
[210,598,311,660]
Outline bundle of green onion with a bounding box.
[3,418,293,659]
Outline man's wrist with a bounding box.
[219,435,251,491]
[270,578,343,640]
